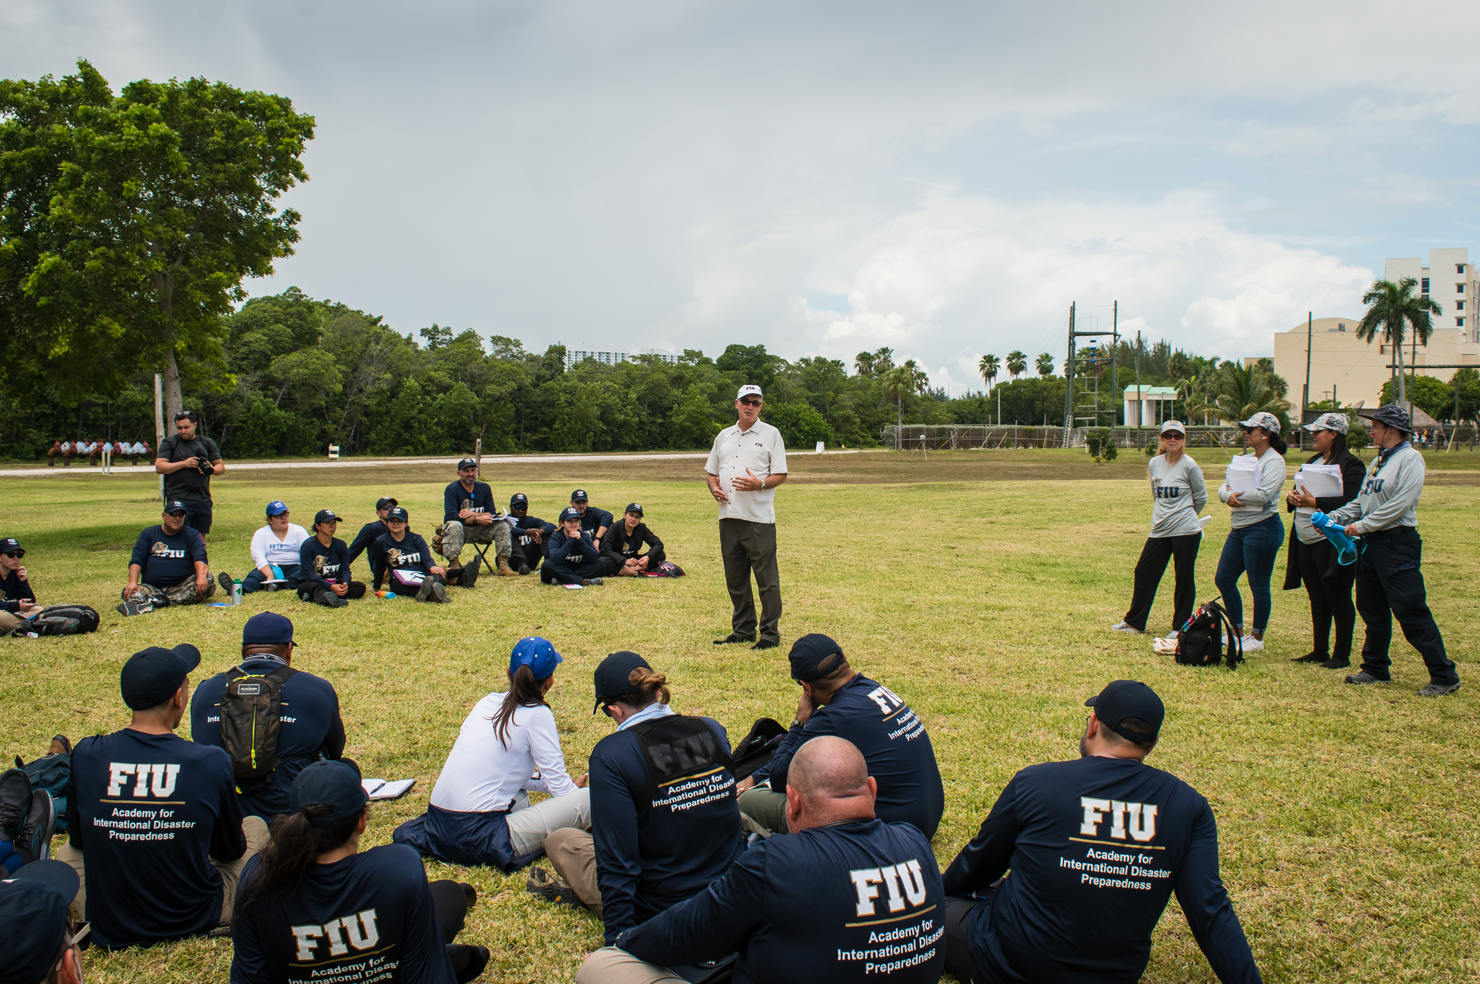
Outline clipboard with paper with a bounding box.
[1224,454,1259,494]
[1292,463,1342,513]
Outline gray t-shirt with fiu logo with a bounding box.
[1147,454,1207,538]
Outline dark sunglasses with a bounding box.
[1161,433,1184,440]
[174,411,197,421]
[740,399,763,407]
[1,551,23,559]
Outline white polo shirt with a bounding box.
[706,419,787,524]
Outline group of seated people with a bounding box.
[0,617,1264,984]
[45,440,153,467]
[108,461,675,615]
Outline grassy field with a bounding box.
[1,451,1476,982]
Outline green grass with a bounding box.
[1,457,1476,982]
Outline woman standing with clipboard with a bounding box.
[1214,412,1288,652]
[1282,413,1366,668]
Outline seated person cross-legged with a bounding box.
[230,760,491,984]
[57,644,268,949]
[394,637,592,871]
[581,736,946,984]
[529,652,743,945]
[297,509,367,608]
[190,612,347,821]
[507,493,556,576]
[942,680,1264,984]
[119,501,217,616]
[219,500,309,596]
[738,634,944,840]
[373,507,451,603]
[600,503,667,577]
[0,536,41,634]
[540,507,607,586]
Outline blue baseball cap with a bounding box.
[120,643,202,710]
[243,612,294,647]
[510,493,529,508]
[560,506,581,522]
[266,500,289,516]
[510,636,563,680]
[1086,680,1165,745]
[570,489,589,502]
[289,760,368,827]
[0,860,81,984]
[163,500,188,515]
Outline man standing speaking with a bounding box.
[706,385,787,651]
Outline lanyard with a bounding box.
[1370,441,1410,478]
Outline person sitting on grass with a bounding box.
[940,679,1263,984]
[373,507,450,603]
[528,652,741,946]
[218,501,309,596]
[297,509,366,608]
[540,507,606,586]
[230,760,491,984]
[580,736,946,984]
[736,634,944,839]
[346,496,396,591]
[507,493,556,575]
[190,612,347,820]
[57,644,268,949]
[394,637,591,871]
[0,536,40,634]
[119,501,216,616]
[571,488,613,541]
[600,503,666,577]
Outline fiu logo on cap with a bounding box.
[106,763,181,798]
[850,859,930,917]
[291,909,380,961]
[1080,797,1158,842]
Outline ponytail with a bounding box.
[609,667,670,710]
[233,805,363,924]
[1267,429,1288,455]
[492,664,552,748]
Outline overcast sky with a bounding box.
[4,1,1479,392]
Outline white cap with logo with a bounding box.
[736,385,763,400]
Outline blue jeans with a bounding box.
[1215,516,1285,632]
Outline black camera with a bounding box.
[195,457,215,476]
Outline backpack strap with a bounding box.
[1206,601,1244,668]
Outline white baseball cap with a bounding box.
[736,385,763,400]
[1159,420,1187,436]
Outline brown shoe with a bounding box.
[496,558,519,577]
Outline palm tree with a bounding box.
[880,360,929,448]
[854,351,875,377]
[1192,362,1291,427]
[1006,350,1027,380]
[1357,277,1442,408]
[1035,352,1055,378]
[872,347,895,373]
[978,354,1000,392]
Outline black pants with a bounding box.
[1293,537,1357,662]
[181,502,213,535]
[540,556,606,585]
[1122,534,1200,633]
[943,893,995,984]
[300,582,368,606]
[719,519,782,644]
[511,535,545,573]
[1355,528,1458,685]
[428,880,482,984]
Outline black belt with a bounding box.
[1363,526,1417,540]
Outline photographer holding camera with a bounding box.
[154,411,224,541]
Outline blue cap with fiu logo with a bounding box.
[266,500,289,517]
[560,506,581,522]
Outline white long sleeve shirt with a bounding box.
[430,692,579,813]
[249,524,310,570]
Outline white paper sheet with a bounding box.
[1225,455,1259,494]
[362,778,416,800]
[1293,463,1343,505]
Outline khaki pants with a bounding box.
[124,575,217,607]
[545,827,602,918]
[506,788,592,859]
[441,520,511,564]
[737,786,788,835]
[0,610,23,633]
[577,947,686,984]
[55,815,268,923]
[719,519,781,645]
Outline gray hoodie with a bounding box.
[1147,453,1207,538]
[1328,442,1425,534]
[1218,448,1286,529]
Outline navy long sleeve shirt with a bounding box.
[1,569,36,614]
[548,528,600,566]
[942,755,1261,984]
[444,480,499,524]
[298,536,354,593]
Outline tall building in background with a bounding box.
[1385,248,1479,343]
[564,349,681,369]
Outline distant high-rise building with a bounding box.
[1385,248,1479,343]
[564,349,681,369]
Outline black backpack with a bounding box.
[220,664,298,779]
[1176,600,1243,669]
[9,604,100,637]
[14,751,70,833]
[729,718,788,781]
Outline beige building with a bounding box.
[1272,248,1480,407]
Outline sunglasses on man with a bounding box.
[740,398,762,408]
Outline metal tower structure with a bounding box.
[1060,301,1120,446]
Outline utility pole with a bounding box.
[153,373,165,500]
[1111,300,1119,426]
[1134,331,1142,428]
[1061,302,1076,440]
[1303,311,1312,449]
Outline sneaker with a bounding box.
[526,867,585,911]
[1345,671,1391,685]
[116,597,153,617]
[714,633,756,645]
[1292,652,1328,663]
[1163,630,1179,641]
[430,580,450,604]
[461,556,481,589]
[518,562,531,576]
[217,571,234,593]
[1418,681,1461,697]
[50,735,71,755]
[581,578,604,586]
[1109,622,1143,634]
[19,789,56,864]
[1241,636,1265,653]
[415,579,435,602]
[450,944,491,984]
[751,640,779,651]
[0,768,29,844]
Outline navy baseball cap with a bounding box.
[0,860,80,984]
[593,651,651,713]
[457,458,478,470]
[571,488,589,502]
[560,506,581,522]
[386,507,409,522]
[243,611,294,647]
[375,496,398,511]
[120,643,202,710]
[1085,680,1165,745]
[510,636,563,680]
[0,537,22,556]
[510,493,529,508]
[163,500,188,515]
[266,500,289,516]
[289,760,368,827]
[788,633,845,682]
[314,509,340,526]
[625,502,643,516]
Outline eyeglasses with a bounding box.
[1161,434,1184,440]
[740,399,763,407]
[174,411,197,421]
[1,551,21,559]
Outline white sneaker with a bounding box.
[1164,630,1179,641]
[1240,636,1264,652]
[1110,622,1143,634]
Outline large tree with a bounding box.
[1035,352,1055,378]
[0,60,314,419]
[1357,277,1442,409]
[978,353,999,392]
[1005,350,1027,379]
